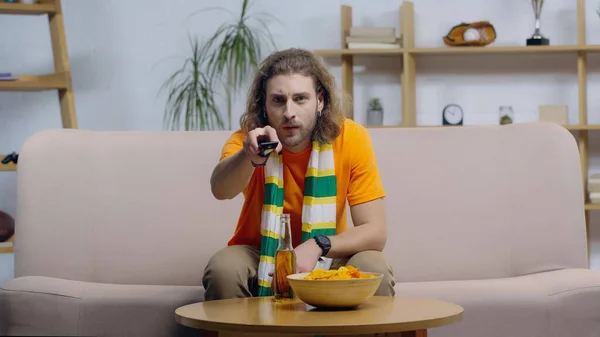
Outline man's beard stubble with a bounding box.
[279,115,317,149]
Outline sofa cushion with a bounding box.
[0,276,204,337]
[0,277,81,336]
[395,268,600,337]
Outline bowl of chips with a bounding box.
[286,265,383,309]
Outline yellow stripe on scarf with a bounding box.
[265,175,283,187]
[302,221,336,233]
[305,168,335,177]
[260,229,279,240]
[313,142,333,152]
[258,278,272,288]
[259,255,275,264]
[262,204,283,213]
[303,196,336,205]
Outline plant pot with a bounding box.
[367,108,383,126]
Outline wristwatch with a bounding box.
[313,235,331,257]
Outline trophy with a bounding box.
[527,0,549,46]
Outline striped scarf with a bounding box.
[256,140,337,297]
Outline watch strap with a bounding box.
[250,152,271,167]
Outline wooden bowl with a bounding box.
[287,272,383,309]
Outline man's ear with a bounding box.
[317,90,325,112]
[261,107,268,124]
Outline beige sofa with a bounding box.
[1,122,599,337]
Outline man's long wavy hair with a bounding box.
[239,48,348,144]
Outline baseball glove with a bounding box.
[443,21,497,47]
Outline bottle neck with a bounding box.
[278,215,293,250]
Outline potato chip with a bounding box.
[303,265,376,280]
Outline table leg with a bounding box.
[401,330,427,337]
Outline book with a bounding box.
[0,73,17,81]
[589,192,600,203]
[346,36,400,44]
[347,42,401,49]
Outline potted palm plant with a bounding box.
[160,36,223,131]
[160,0,278,131]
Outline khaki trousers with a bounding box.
[202,244,396,301]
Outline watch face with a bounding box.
[314,235,331,255]
[443,104,463,124]
[316,236,328,246]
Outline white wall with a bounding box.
[2,0,600,283]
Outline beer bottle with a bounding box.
[274,214,296,301]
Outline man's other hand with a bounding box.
[293,239,322,273]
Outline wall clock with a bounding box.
[442,104,464,126]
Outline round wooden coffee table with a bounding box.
[175,296,463,336]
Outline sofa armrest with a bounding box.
[0,276,204,337]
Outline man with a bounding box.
[203,47,395,301]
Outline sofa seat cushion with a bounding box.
[0,276,204,337]
[394,268,600,337]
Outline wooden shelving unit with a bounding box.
[0,72,69,91]
[0,0,78,171]
[315,0,596,262]
[0,0,77,253]
[0,1,56,15]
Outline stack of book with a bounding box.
[0,73,17,81]
[346,27,401,49]
[589,173,600,204]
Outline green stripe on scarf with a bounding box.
[264,182,284,207]
[257,141,336,297]
[304,176,336,198]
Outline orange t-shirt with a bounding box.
[219,119,386,249]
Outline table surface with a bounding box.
[175,296,464,335]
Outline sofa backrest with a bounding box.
[13,122,588,286]
[368,123,588,282]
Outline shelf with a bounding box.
[0,155,17,171]
[365,124,600,130]
[314,48,403,57]
[408,45,584,55]
[314,45,600,57]
[580,45,600,53]
[585,204,600,211]
[563,125,600,131]
[0,244,14,254]
[0,72,69,92]
[0,2,56,15]
[0,235,14,254]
